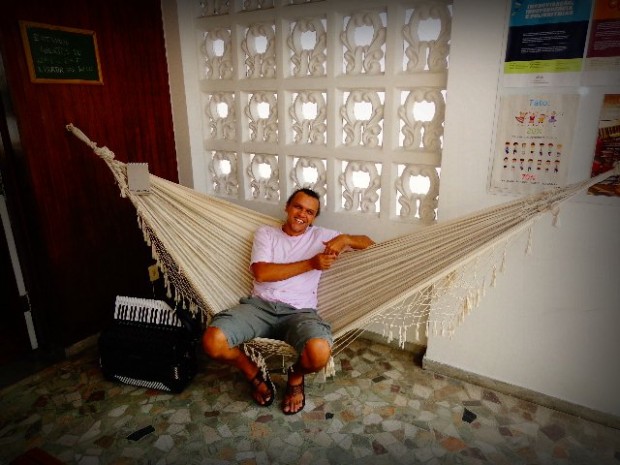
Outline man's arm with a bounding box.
[323,234,375,255]
[252,234,374,283]
[251,254,335,283]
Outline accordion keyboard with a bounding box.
[113,295,182,327]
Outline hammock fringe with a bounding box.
[243,343,275,396]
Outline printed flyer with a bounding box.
[582,0,620,86]
[504,0,593,87]
[489,94,580,194]
[588,94,620,196]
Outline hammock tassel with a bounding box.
[398,326,405,349]
[464,295,472,314]
[165,276,172,299]
[324,356,336,378]
[189,301,199,315]
[526,228,533,255]
[551,203,561,228]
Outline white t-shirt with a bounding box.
[250,224,340,309]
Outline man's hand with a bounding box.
[310,252,339,270]
[322,235,349,256]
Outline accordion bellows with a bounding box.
[99,296,200,393]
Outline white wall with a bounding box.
[161,0,208,191]
[427,0,620,417]
[163,0,620,417]
[162,0,446,244]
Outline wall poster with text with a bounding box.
[588,94,620,196]
[489,94,580,194]
[504,0,593,87]
[582,0,620,86]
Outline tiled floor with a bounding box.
[0,338,619,465]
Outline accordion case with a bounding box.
[99,296,201,393]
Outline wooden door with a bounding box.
[0,0,179,353]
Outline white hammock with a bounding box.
[66,124,618,365]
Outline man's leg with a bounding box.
[202,326,274,405]
[280,307,333,414]
[283,337,331,414]
[202,299,279,406]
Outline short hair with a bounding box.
[286,188,321,216]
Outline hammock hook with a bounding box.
[66,123,117,162]
[66,123,97,150]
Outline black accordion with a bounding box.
[99,296,201,393]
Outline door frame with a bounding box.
[0,191,38,350]
[0,53,43,355]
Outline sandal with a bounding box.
[282,368,305,415]
[249,368,275,407]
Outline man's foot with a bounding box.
[249,368,275,407]
[282,368,305,415]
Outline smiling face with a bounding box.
[282,191,320,236]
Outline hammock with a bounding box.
[66,123,618,368]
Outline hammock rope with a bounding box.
[66,124,618,367]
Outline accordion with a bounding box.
[99,296,201,393]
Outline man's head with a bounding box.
[282,188,320,236]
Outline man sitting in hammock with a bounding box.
[202,188,374,414]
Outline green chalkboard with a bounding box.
[20,21,103,84]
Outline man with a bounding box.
[202,188,374,414]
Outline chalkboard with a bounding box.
[19,21,103,84]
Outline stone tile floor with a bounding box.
[0,338,619,465]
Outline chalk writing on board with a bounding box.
[20,21,103,84]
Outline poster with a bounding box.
[504,0,593,87]
[588,94,620,196]
[582,0,620,86]
[489,94,580,194]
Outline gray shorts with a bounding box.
[209,296,333,355]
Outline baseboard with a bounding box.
[423,357,620,431]
[9,447,64,464]
[64,333,100,357]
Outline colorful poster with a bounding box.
[489,94,580,194]
[588,94,620,196]
[582,0,620,86]
[504,0,593,87]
